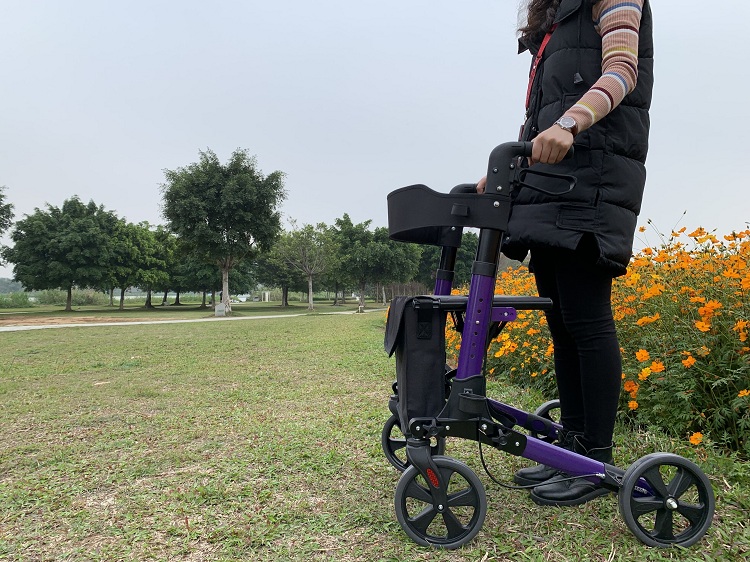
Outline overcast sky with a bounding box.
[2,1,747,279]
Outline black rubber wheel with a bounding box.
[530,399,561,443]
[619,453,715,548]
[395,456,487,549]
[381,414,445,472]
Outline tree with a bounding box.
[275,222,339,310]
[332,215,419,310]
[370,226,421,301]
[161,148,285,313]
[0,186,13,237]
[2,197,117,311]
[0,186,15,265]
[255,243,306,307]
[416,230,480,289]
[107,221,167,310]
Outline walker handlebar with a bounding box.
[485,141,575,195]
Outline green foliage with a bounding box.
[0,292,32,308]
[161,148,286,309]
[616,228,750,457]
[32,289,110,307]
[0,185,14,239]
[273,222,339,310]
[417,231,479,288]
[106,221,167,309]
[331,214,420,307]
[2,196,118,310]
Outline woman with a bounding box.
[481,0,653,506]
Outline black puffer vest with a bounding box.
[503,0,654,276]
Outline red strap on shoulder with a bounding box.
[525,24,558,110]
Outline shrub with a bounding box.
[33,289,110,307]
[0,291,33,308]
[448,227,750,456]
[617,227,749,457]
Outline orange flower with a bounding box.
[635,349,651,362]
[682,355,696,368]
[623,380,638,393]
[739,389,750,398]
[694,320,711,333]
[628,400,639,411]
[636,313,661,326]
[650,360,665,373]
[689,432,703,446]
[698,300,722,319]
[638,367,652,381]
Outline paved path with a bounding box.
[0,309,387,333]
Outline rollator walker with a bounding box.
[382,141,715,549]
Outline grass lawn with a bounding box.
[0,313,748,561]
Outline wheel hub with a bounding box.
[665,497,678,510]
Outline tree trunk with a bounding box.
[332,282,339,306]
[66,286,73,312]
[200,290,208,308]
[119,288,126,310]
[162,290,169,305]
[382,285,387,305]
[281,286,289,307]
[358,281,366,311]
[307,275,314,310]
[210,289,216,307]
[174,291,181,305]
[221,266,232,314]
[109,288,115,307]
[145,289,153,308]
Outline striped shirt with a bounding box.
[563,0,645,133]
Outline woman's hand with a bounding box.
[530,124,574,165]
[476,176,487,194]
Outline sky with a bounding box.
[1,0,748,279]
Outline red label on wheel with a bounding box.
[426,468,440,488]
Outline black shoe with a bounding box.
[513,429,581,487]
[530,436,614,506]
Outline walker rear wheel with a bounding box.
[619,453,715,548]
[530,399,561,443]
[381,414,445,472]
[394,455,486,549]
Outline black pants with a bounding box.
[530,245,622,449]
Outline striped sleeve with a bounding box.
[563,0,644,134]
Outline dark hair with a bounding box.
[519,0,562,46]
[519,0,601,46]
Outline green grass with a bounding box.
[1,314,748,561]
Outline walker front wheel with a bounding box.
[394,456,486,549]
[619,453,715,548]
[381,414,445,472]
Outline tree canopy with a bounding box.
[107,221,167,310]
[274,222,339,310]
[0,186,13,237]
[332,214,420,309]
[2,197,117,310]
[161,148,286,312]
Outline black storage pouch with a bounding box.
[384,296,447,435]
